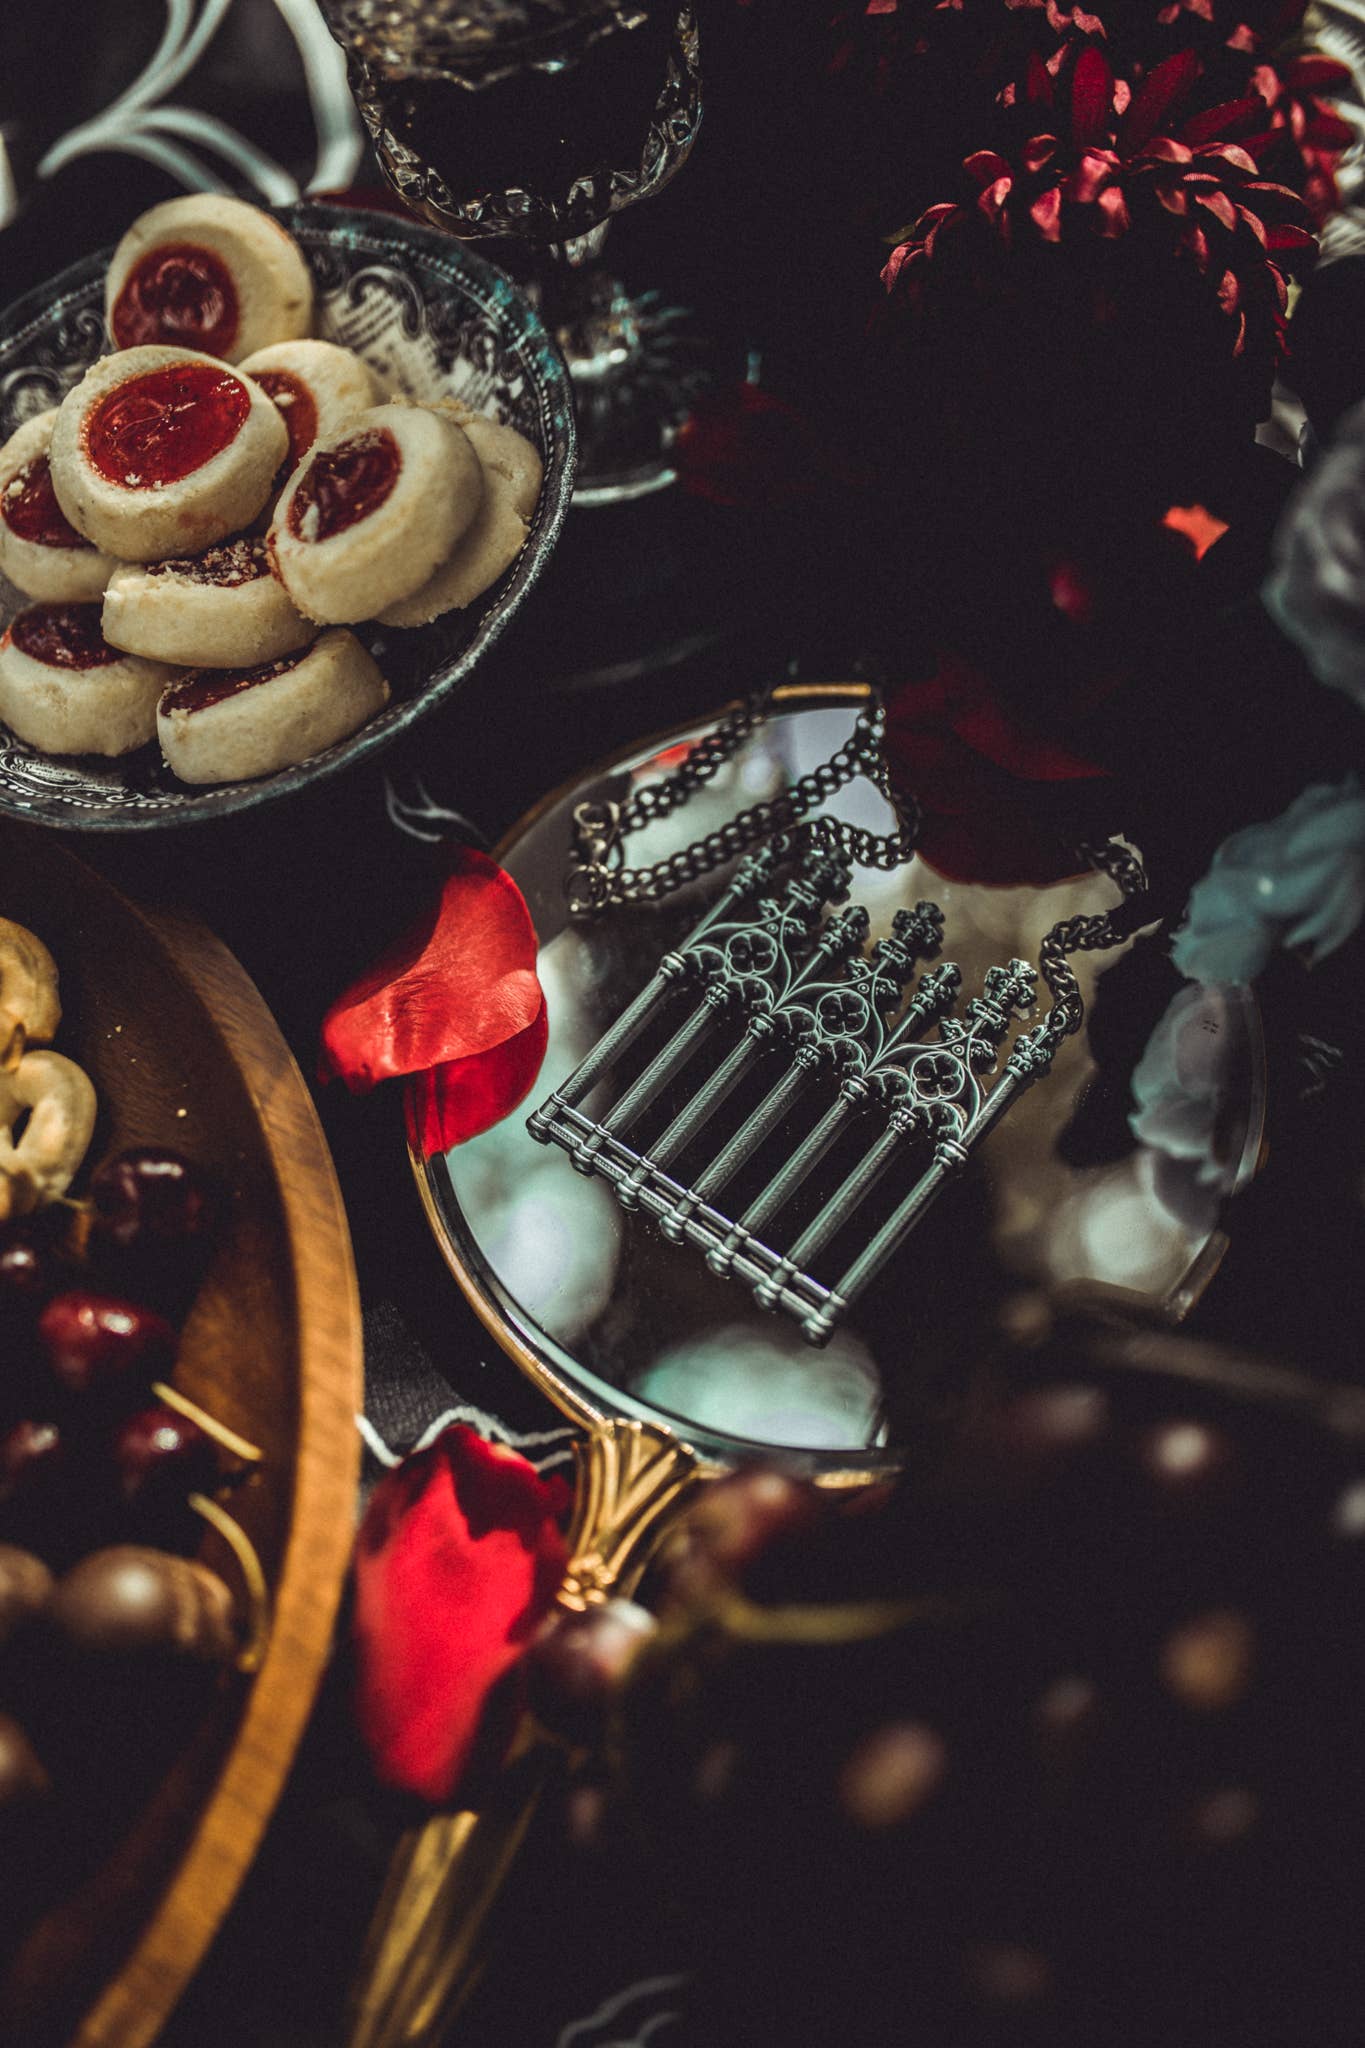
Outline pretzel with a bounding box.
[0,1050,96,1218]
[0,918,61,1069]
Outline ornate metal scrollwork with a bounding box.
[530,830,1147,1346]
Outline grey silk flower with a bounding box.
[1264,397,1365,707]
[1129,984,1242,1202]
[1170,777,1365,984]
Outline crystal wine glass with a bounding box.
[321,1,704,503]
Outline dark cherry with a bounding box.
[0,1234,51,1313]
[110,243,239,355]
[85,363,250,489]
[112,1405,216,1518]
[1130,1419,1243,1528]
[658,1468,820,1608]
[0,1422,65,1538]
[90,1147,217,1258]
[945,1385,1114,1518]
[526,1599,656,1743]
[38,1292,175,1400]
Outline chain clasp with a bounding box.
[566,799,624,918]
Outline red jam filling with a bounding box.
[86,364,251,490]
[253,371,319,469]
[149,536,268,588]
[110,243,240,355]
[1,454,92,551]
[288,429,399,543]
[8,603,121,670]
[161,652,301,715]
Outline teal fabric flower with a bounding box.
[1265,397,1365,709]
[1170,777,1365,983]
[1129,985,1241,1206]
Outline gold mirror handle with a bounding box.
[344,1418,700,2048]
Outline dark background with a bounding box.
[3,4,1365,2042]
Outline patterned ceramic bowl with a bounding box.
[0,202,576,828]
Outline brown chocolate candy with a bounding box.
[0,1545,52,1649]
[49,1546,235,1664]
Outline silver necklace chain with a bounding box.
[564,688,1151,1049]
[566,689,919,917]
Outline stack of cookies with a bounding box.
[0,197,542,784]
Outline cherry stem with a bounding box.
[149,1380,263,1465]
[189,1491,271,1674]
[54,1195,94,1260]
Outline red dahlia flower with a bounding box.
[1242,55,1355,224]
[883,44,1314,368]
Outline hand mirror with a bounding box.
[412,683,1265,1584]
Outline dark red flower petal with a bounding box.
[406,997,550,1157]
[1025,50,1054,106]
[1284,55,1352,93]
[1178,95,1270,148]
[885,658,1111,888]
[353,1425,571,1805]
[319,850,544,1095]
[1122,48,1202,154]
[1069,45,1115,150]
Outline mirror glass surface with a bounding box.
[419,691,1264,1468]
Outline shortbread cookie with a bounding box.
[268,405,483,624]
[0,602,175,755]
[102,535,313,668]
[0,411,117,602]
[49,347,287,562]
[106,195,313,363]
[376,416,542,627]
[238,340,380,473]
[157,626,389,783]
[463,417,543,521]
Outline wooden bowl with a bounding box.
[0,820,363,2047]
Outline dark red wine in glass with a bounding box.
[320,1,705,501]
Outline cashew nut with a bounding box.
[0,918,61,1068]
[0,1050,96,1219]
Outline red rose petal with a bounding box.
[406,997,550,1157]
[353,1425,570,1805]
[319,849,544,1094]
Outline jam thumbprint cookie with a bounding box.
[0,603,176,756]
[156,628,388,784]
[48,347,287,563]
[0,412,119,604]
[377,413,543,627]
[237,340,381,476]
[103,536,312,669]
[268,405,483,623]
[106,196,313,364]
